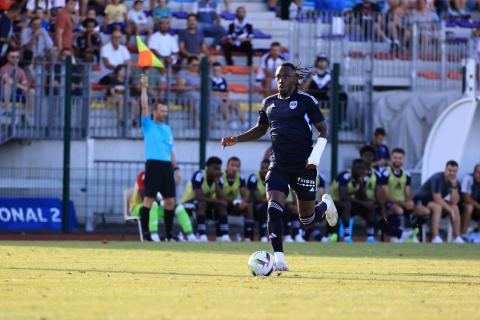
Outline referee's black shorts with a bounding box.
[144,160,176,199]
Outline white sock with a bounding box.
[274,252,285,264]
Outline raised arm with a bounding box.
[140,73,149,117]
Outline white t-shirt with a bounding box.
[147,32,179,57]
[461,175,474,194]
[127,9,148,25]
[100,42,131,76]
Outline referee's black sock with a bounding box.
[140,206,151,239]
[267,201,284,253]
[299,202,327,226]
[164,209,175,239]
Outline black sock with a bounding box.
[164,209,174,239]
[219,215,229,236]
[299,202,327,226]
[244,218,254,240]
[197,215,206,235]
[267,201,284,252]
[140,206,150,238]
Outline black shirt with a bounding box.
[258,90,325,169]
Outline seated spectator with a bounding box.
[76,18,101,63]
[0,49,34,119]
[85,0,106,17]
[127,0,152,37]
[33,8,50,31]
[413,160,464,243]
[100,30,131,77]
[21,17,53,62]
[222,6,253,66]
[350,0,390,43]
[385,0,409,50]
[49,48,83,96]
[55,0,76,50]
[129,171,198,242]
[148,18,179,66]
[221,157,251,241]
[151,0,171,23]
[303,54,331,103]
[176,56,201,127]
[104,0,128,34]
[448,0,468,17]
[371,127,390,169]
[210,62,244,129]
[256,42,286,96]
[178,14,208,61]
[0,9,15,66]
[79,9,101,33]
[247,159,270,242]
[192,0,225,48]
[26,0,54,16]
[460,164,480,242]
[180,156,229,242]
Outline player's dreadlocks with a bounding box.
[279,62,311,90]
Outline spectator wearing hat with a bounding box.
[76,18,101,62]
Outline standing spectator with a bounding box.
[256,42,286,96]
[210,62,244,129]
[178,14,207,61]
[148,18,179,65]
[370,127,390,169]
[151,0,171,23]
[99,30,131,77]
[222,6,253,66]
[461,164,480,241]
[76,18,101,62]
[127,0,152,37]
[303,54,331,103]
[139,73,181,241]
[413,160,464,243]
[0,8,15,65]
[104,0,128,33]
[0,49,34,118]
[192,0,225,48]
[21,17,53,62]
[55,0,76,50]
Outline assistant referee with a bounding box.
[140,73,180,241]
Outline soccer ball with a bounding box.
[248,251,274,276]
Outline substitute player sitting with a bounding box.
[247,159,270,242]
[221,62,338,272]
[180,156,230,242]
[221,156,253,241]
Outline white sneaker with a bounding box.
[274,261,289,272]
[452,236,465,244]
[322,194,338,227]
[294,234,306,243]
[186,233,198,242]
[151,234,161,242]
[260,236,268,243]
[198,234,209,242]
[217,234,232,242]
[321,236,330,243]
[390,236,403,243]
[431,236,443,244]
[284,235,294,243]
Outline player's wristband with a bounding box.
[307,137,327,167]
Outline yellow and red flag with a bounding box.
[136,36,164,68]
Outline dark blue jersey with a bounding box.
[211,76,228,92]
[258,90,325,168]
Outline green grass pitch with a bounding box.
[1,241,479,320]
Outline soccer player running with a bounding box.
[139,74,181,241]
[221,62,338,271]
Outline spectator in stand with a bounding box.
[222,6,253,67]
[33,8,50,31]
[303,54,331,103]
[211,62,245,129]
[461,164,480,242]
[76,18,101,62]
[0,49,34,118]
[131,66,165,101]
[51,48,83,96]
[104,0,128,33]
[79,9,101,33]
[178,14,208,61]
[413,160,464,243]
[0,8,15,66]
[386,0,410,51]
[21,17,53,62]
[351,0,391,45]
[256,41,286,96]
[127,0,152,37]
[151,0,171,23]
[448,0,468,17]
[192,0,225,49]
[148,18,179,66]
[100,30,131,77]
[26,0,55,16]
[55,0,76,50]
[371,127,390,169]
[176,55,201,127]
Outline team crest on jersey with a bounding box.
[289,101,298,109]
